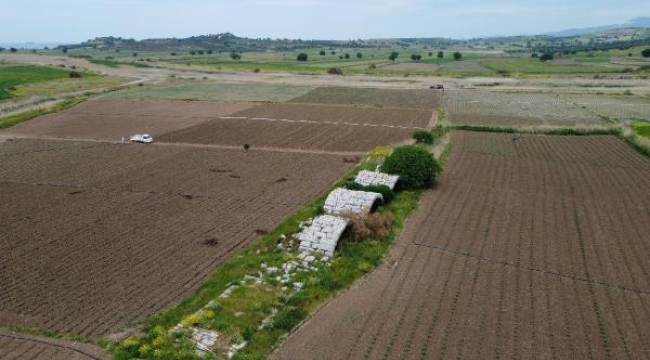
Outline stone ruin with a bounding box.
[354,170,400,190]
[298,171,399,257]
[296,215,349,256]
[323,188,383,217]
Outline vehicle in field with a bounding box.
[130,134,154,143]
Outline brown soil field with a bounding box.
[290,87,443,110]
[0,139,354,337]
[273,131,650,360]
[229,103,433,128]
[158,118,414,153]
[3,99,255,141]
[0,330,107,360]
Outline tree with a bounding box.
[453,52,462,60]
[428,51,433,57]
[331,51,336,55]
[319,50,326,56]
[197,50,204,55]
[10,47,17,53]
[539,52,554,61]
[381,145,441,190]
[642,48,650,58]
[411,54,422,61]
[230,51,241,60]
[437,51,444,58]
[356,52,363,59]
[207,49,214,55]
[388,51,399,61]
[0,47,4,52]
[170,52,177,56]
[189,50,197,55]
[132,52,138,57]
[531,52,538,58]
[344,53,350,59]
[62,47,68,53]
[297,52,308,61]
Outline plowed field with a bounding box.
[0,330,107,360]
[290,87,443,110]
[229,103,433,128]
[273,132,650,359]
[4,99,255,141]
[0,139,354,336]
[158,117,414,153]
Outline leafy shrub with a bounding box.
[230,51,241,60]
[327,67,343,75]
[344,53,350,59]
[437,51,444,58]
[412,130,434,144]
[389,51,399,61]
[273,307,307,332]
[69,71,82,78]
[411,54,422,61]
[540,52,554,61]
[297,53,308,61]
[642,48,650,58]
[368,63,377,69]
[356,52,363,58]
[453,52,462,60]
[381,145,441,190]
[319,50,326,56]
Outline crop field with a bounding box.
[561,94,650,120]
[481,57,629,74]
[158,117,414,153]
[379,62,441,72]
[274,131,650,359]
[0,139,354,336]
[0,64,73,100]
[103,82,314,102]
[290,87,443,110]
[4,99,255,141]
[0,330,107,360]
[445,90,604,126]
[436,60,492,74]
[230,103,433,128]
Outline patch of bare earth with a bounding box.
[3,99,256,141]
[273,131,650,360]
[0,329,108,360]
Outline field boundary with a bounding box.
[0,97,88,129]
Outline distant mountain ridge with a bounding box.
[548,17,650,37]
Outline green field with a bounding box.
[632,122,650,139]
[0,63,73,99]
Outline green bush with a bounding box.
[381,146,441,190]
[272,307,307,332]
[412,130,434,144]
[344,182,395,203]
[297,53,308,61]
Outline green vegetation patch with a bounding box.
[0,64,72,99]
[104,82,313,102]
[0,97,88,129]
[632,122,650,140]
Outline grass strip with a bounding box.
[0,97,88,129]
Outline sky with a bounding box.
[1,0,649,44]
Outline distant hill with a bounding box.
[548,17,650,37]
